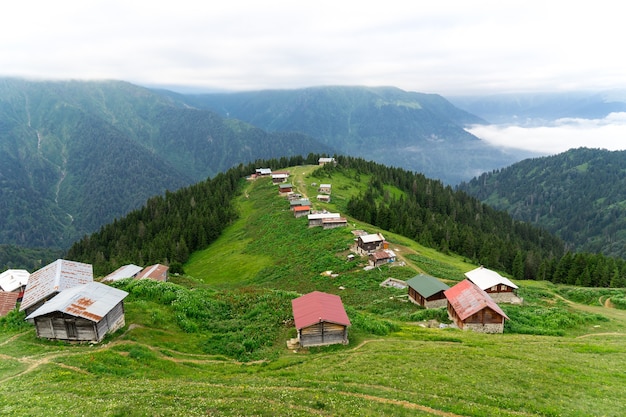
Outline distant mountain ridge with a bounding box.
[0,78,332,248]
[449,90,626,124]
[179,86,533,184]
[458,148,626,258]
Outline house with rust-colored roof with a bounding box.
[26,282,128,342]
[137,264,169,282]
[293,205,311,218]
[0,292,19,317]
[444,279,509,334]
[20,259,93,315]
[291,291,351,347]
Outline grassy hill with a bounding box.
[2,165,626,416]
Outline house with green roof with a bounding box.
[406,274,450,308]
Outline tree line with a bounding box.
[331,155,626,288]
[66,154,321,276]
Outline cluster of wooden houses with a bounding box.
[250,163,521,346]
[406,266,520,333]
[0,259,170,343]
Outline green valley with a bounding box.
[2,160,626,416]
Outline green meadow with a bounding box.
[2,165,626,416]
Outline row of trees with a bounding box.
[66,154,322,276]
[331,156,626,288]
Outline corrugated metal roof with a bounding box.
[290,199,311,206]
[25,282,128,322]
[464,266,518,290]
[0,269,30,292]
[20,259,93,311]
[308,212,340,220]
[102,264,143,282]
[406,274,450,298]
[136,264,169,281]
[0,292,19,317]
[292,291,351,330]
[444,280,509,321]
[359,233,385,244]
[294,206,311,212]
[322,217,347,224]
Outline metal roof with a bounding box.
[406,274,450,298]
[308,212,340,220]
[444,279,509,321]
[102,264,143,282]
[359,233,385,244]
[25,282,128,322]
[290,198,311,206]
[464,266,518,290]
[0,269,30,292]
[0,292,19,317]
[292,291,351,330]
[136,264,169,281]
[294,205,311,212]
[20,259,93,311]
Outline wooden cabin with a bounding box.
[137,264,169,282]
[406,274,450,308]
[293,205,311,218]
[255,168,272,176]
[444,279,509,333]
[368,249,396,267]
[272,172,290,184]
[291,291,351,347]
[290,198,311,210]
[20,259,93,316]
[308,212,340,227]
[356,233,386,255]
[322,217,347,229]
[0,269,30,301]
[318,184,332,194]
[26,282,129,343]
[464,266,520,304]
[278,183,293,195]
[318,157,336,166]
[316,194,331,203]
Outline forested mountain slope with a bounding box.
[178,86,535,184]
[458,148,626,258]
[0,79,332,248]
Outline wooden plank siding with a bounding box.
[299,322,348,347]
[33,302,126,342]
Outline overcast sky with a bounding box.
[3,1,626,154]
[2,1,625,95]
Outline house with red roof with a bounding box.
[291,291,351,347]
[293,205,311,218]
[444,279,509,334]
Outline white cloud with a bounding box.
[467,113,626,154]
[1,1,626,94]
